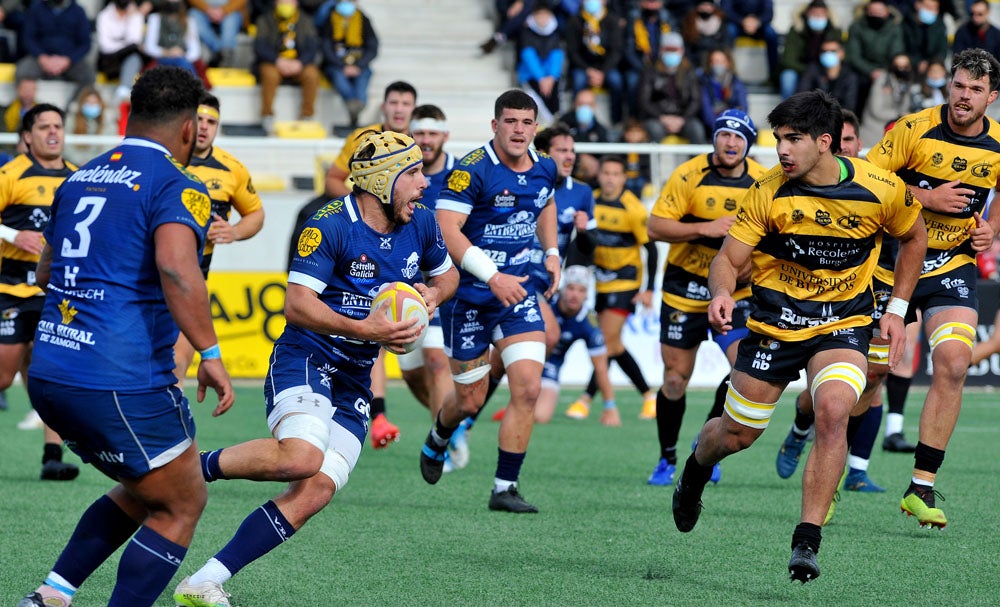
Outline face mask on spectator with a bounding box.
[807,17,828,31]
[575,104,595,126]
[661,51,682,68]
[927,77,947,88]
[335,1,356,17]
[917,8,937,25]
[819,51,840,69]
[583,0,602,16]
[275,3,296,18]
[892,66,912,81]
[710,63,729,78]
[81,104,102,120]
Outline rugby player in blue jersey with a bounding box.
[174,130,458,607]
[17,66,234,607]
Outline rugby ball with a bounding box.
[371,282,429,353]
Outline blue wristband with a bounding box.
[603,399,617,410]
[199,344,221,360]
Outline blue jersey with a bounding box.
[30,138,211,391]
[422,152,456,210]
[530,176,596,291]
[437,141,558,306]
[543,298,606,381]
[283,194,452,369]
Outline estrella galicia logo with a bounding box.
[837,213,861,229]
[952,157,968,172]
[815,210,832,226]
[972,162,992,178]
[347,254,378,280]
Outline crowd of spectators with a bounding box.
[487,0,995,149]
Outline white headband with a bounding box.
[410,118,449,133]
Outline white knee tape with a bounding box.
[396,348,424,371]
[810,362,865,404]
[929,322,975,353]
[453,364,492,384]
[724,384,776,429]
[540,377,559,391]
[867,342,889,366]
[275,413,330,454]
[319,448,352,492]
[501,340,546,367]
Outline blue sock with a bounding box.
[108,526,186,606]
[850,406,883,461]
[214,500,295,577]
[495,449,526,485]
[52,495,140,588]
[200,449,226,482]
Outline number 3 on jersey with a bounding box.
[61,196,106,258]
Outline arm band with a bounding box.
[603,399,617,410]
[545,247,559,258]
[199,344,222,360]
[885,297,908,317]
[460,246,499,283]
[0,225,19,244]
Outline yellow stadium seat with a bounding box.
[251,174,286,192]
[661,135,690,145]
[274,120,328,139]
[207,68,256,87]
[757,128,777,147]
[734,36,766,48]
[0,63,15,83]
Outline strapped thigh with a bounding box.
[809,362,865,405]
[724,383,777,429]
[928,322,975,353]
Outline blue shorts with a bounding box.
[28,377,195,479]
[264,342,372,449]
[659,299,750,352]
[440,295,545,361]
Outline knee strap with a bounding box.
[810,362,865,404]
[724,384,776,429]
[453,364,492,385]
[275,413,330,454]
[929,322,975,352]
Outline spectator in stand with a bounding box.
[953,0,1000,59]
[846,1,904,114]
[917,60,948,109]
[14,0,95,107]
[860,53,917,146]
[2,77,34,133]
[188,0,246,67]
[254,0,321,134]
[67,86,106,135]
[566,0,626,125]
[0,0,29,62]
[699,47,747,138]
[144,0,212,90]
[680,1,731,70]
[720,0,778,83]
[96,0,147,118]
[622,0,672,126]
[797,37,859,113]
[319,0,378,129]
[901,0,947,77]
[638,31,706,143]
[558,88,612,144]
[621,118,651,199]
[779,0,841,99]
[517,0,564,122]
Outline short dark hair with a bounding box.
[199,92,220,111]
[130,66,204,124]
[494,89,537,119]
[767,90,843,154]
[20,103,64,135]
[412,104,446,121]
[841,108,860,133]
[599,154,627,171]
[383,81,417,102]
[533,122,573,153]
[951,48,1000,92]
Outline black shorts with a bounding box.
[734,327,871,384]
[0,294,44,344]
[659,299,750,350]
[595,290,637,314]
[909,263,978,323]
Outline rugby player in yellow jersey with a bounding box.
[645,109,766,486]
[174,93,264,383]
[866,48,1000,529]
[0,104,79,481]
[672,91,927,582]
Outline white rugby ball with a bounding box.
[371,281,429,353]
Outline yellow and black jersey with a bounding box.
[652,153,767,312]
[730,157,922,341]
[867,104,1000,278]
[592,188,649,293]
[188,146,263,265]
[333,122,385,174]
[0,153,77,298]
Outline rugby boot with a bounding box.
[901,484,947,529]
[788,543,820,583]
[776,429,808,479]
[488,486,538,513]
[370,413,399,449]
[173,576,231,607]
